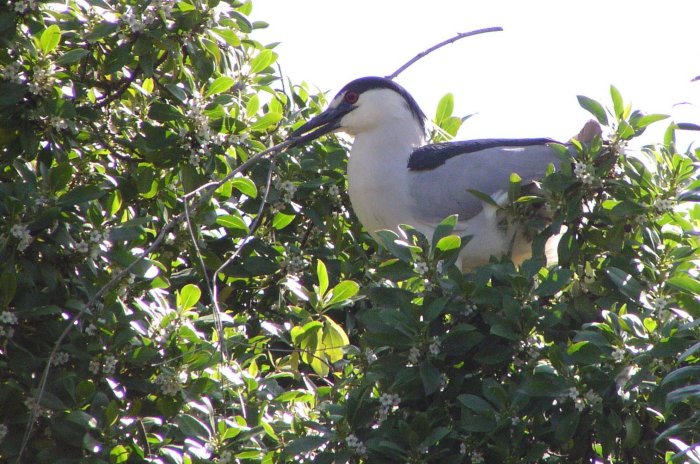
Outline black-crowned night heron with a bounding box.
[291,76,598,270]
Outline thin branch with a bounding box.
[385,27,503,80]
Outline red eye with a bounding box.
[344,91,359,104]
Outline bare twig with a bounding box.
[385,27,503,80]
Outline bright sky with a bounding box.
[252,0,699,149]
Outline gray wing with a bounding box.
[406,139,565,223]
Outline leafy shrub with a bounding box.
[0,1,698,463]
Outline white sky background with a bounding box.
[251,0,699,149]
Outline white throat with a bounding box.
[346,115,425,238]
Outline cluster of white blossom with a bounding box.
[50,116,68,131]
[653,197,675,213]
[461,302,477,318]
[413,259,429,275]
[28,62,57,95]
[218,450,234,463]
[611,346,626,363]
[428,336,441,356]
[155,370,185,395]
[0,310,18,339]
[407,345,421,366]
[276,179,297,206]
[573,161,596,185]
[0,424,7,442]
[470,450,485,463]
[12,0,37,12]
[345,434,367,456]
[75,229,109,259]
[649,294,671,311]
[1,60,24,83]
[377,392,401,423]
[51,351,70,366]
[10,223,32,251]
[559,386,602,412]
[285,254,308,275]
[89,355,117,375]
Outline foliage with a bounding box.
[1,1,699,463]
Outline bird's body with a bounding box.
[291,76,585,270]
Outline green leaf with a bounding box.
[634,113,668,129]
[435,235,461,252]
[577,95,608,125]
[610,85,624,118]
[457,394,494,414]
[321,316,349,362]
[272,212,295,229]
[435,93,454,125]
[467,189,501,208]
[250,49,278,74]
[57,185,105,206]
[667,274,700,294]
[431,214,458,250]
[0,272,17,308]
[327,281,359,307]
[249,112,282,132]
[216,214,249,232]
[420,361,442,395]
[56,48,89,65]
[606,267,643,300]
[281,436,329,459]
[206,76,235,97]
[178,284,201,310]
[246,94,260,117]
[39,25,62,54]
[231,177,257,198]
[316,260,329,296]
[110,445,130,464]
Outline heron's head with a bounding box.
[290,76,426,145]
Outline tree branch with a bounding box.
[385,27,503,80]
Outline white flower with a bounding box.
[0,311,18,325]
[28,63,57,95]
[328,184,340,197]
[88,359,101,375]
[649,295,670,311]
[364,348,377,364]
[574,396,585,411]
[413,260,429,275]
[155,370,184,395]
[14,0,37,12]
[345,434,367,456]
[0,423,7,442]
[470,450,485,463]
[76,240,89,254]
[89,230,103,243]
[436,260,445,274]
[103,356,117,375]
[0,326,15,339]
[219,450,234,464]
[50,116,68,131]
[10,224,29,239]
[612,347,625,362]
[407,346,421,365]
[584,390,602,408]
[653,197,674,213]
[573,162,596,185]
[1,61,24,83]
[52,352,70,366]
[461,303,477,317]
[428,336,441,356]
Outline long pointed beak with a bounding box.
[289,102,355,147]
